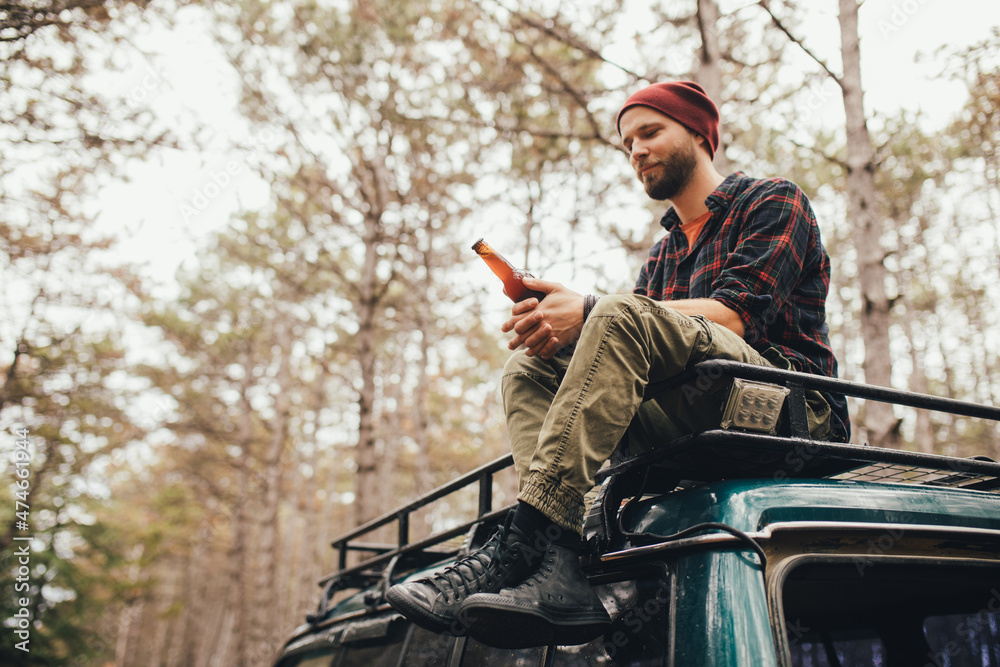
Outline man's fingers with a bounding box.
[506,318,544,347]
[511,298,539,315]
[521,325,553,355]
[513,311,544,335]
[502,300,541,333]
[507,323,547,350]
[521,277,558,294]
[526,336,559,358]
[537,338,561,360]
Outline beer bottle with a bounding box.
[471,238,546,303]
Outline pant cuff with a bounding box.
[517,471,586,536]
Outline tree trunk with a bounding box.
[286,465,312,621]
[353,152,388,526]
[148,559,179,665]
[902,295,935,453]
[380,380,402,523]
[412,236,436,539]
[179,527,210,667]
[355,220,380,526]
[251,329,292,660]
[838,0,899,446]
[695,0,733,174]
[229,383,255,667]
[114,543,145,667]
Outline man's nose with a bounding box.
[630,141,649,163]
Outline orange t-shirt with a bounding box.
[680,210,711,248]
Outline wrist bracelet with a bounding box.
[583,294,600,322]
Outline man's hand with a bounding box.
[501,277,585,359]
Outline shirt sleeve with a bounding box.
[709,179,816,347]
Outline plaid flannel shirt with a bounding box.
[634,171,850,441]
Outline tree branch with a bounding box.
[785,136,847,169]
[514,29,618,151]
[0,0,110,47]
[505,4,648,84]
[757,0,843,88]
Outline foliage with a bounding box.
[0,1,175,663]
[1,2,999,665]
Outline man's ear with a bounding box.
[691,130,718,161]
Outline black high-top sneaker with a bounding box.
[459,539,611,648]
[385,515,539,635]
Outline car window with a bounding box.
[785,627,885,665]
[781,558,1000,667]
[924,610,1000,666]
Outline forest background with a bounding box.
[1,0,999,665]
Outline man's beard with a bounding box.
[638,135,699,201]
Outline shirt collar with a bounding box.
[658,171,747,231]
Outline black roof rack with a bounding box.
[308,454,516,625]
[592,430,1000,492]
[310,360,1000,625]
[324,454,515,582]
[604,359,1000,485]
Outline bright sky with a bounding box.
[819,0,997,125]
[91,0,1000,294]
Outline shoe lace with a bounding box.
[424,526,517,601]
[521,545,555,588]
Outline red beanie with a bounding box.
[616,81,720,158]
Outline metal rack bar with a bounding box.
[324,455,514,589]
[648,360,1000,423]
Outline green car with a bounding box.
[271,361,1000,666]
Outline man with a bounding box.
[387,81,849,649]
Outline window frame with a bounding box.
[768,552,1000,667]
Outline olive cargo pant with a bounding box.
[502,294,832,535]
